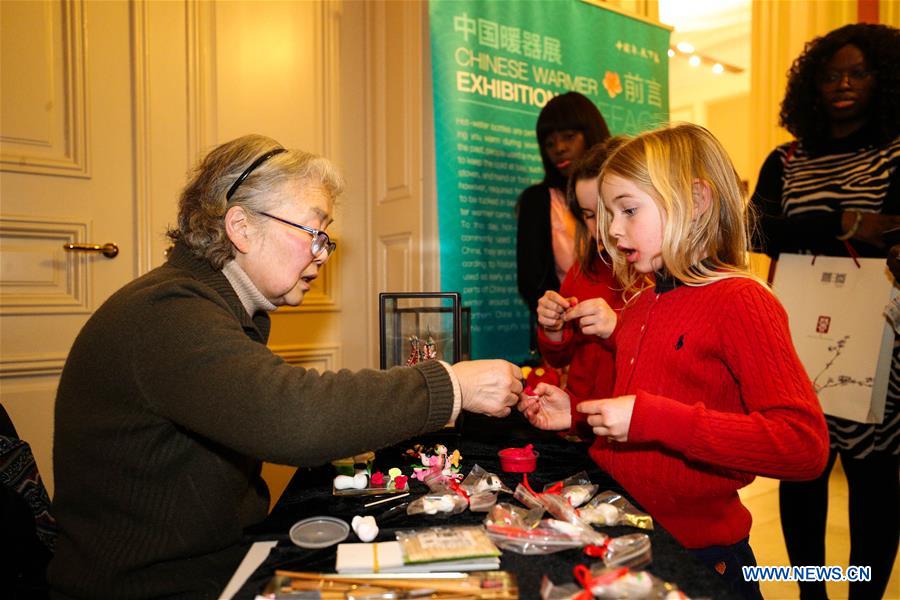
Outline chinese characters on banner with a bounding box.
[431,0,670,362]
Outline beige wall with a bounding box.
[0,0,409,503]
[0,0,438,506]
[706,94,751,185]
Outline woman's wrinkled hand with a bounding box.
[452,360,523,417]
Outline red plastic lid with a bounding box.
[498,444,535,459]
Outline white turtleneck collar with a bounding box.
[221,260,278,316]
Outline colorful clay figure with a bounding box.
[404,334,439,366]
[409,444,463,484]
[422,335,437,360]
[405,335,421,366]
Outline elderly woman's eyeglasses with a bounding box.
[258,211,336,257]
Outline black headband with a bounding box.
[225,148,287,201]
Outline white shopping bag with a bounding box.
[772,253,895,424]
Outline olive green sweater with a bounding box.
[49,243,455,599]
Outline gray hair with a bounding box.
[167,134,344,268]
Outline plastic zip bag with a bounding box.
[484,503,585,555]
[540,565,691,599]
[580,490,653,530]
[514,476,607,546]
[542,471,599,508]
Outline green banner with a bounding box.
[430,0,670,363]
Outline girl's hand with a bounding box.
[537,291,575,335]
[517,382,572,431]
[576,395,635,441]
[564,298,617,338]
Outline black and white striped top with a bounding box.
[753,127,900,457]
[782,137,900,216]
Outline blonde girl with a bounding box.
[518,123,829,599]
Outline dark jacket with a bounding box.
[516,183,560,313]
[49,242,454,599]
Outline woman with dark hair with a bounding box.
[752,23,900,600]
[516,92,611,356]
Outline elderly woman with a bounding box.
[48,135,522,599]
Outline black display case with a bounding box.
[379,292,471,369]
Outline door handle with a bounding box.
[63,242,119,259]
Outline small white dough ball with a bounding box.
[563,487,592,508]
[422,495,456,514]
[546,519,581,537]
[334,475,355,490]
[351,515,379,542]
[595,502,620,525]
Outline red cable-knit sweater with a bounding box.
[588,276,829,549]
[538,258,622,438]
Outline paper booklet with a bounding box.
[335,541,500,574]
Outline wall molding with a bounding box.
[0,0,90,178]
[130,0,153,275]
[270,343,340,371]
[185,0,216,163]
[379,232,412,293]
[0,215,91,315]
[0,354,67,378]
[320,1,338,160]
[370,1,416,207]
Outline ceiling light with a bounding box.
[676,42,695,54]
[666,45,744,75]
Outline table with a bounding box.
[234,414,738,599]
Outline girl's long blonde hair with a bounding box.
[597,123,764,298]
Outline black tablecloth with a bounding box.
[235,413,737,599]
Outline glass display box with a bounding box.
[380,292,471,369]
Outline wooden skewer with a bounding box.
[282,572,475,593]
[363,492,410,507]
[277,570,510,595]
[278,570,470,581]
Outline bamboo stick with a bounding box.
[275,570,517,598]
